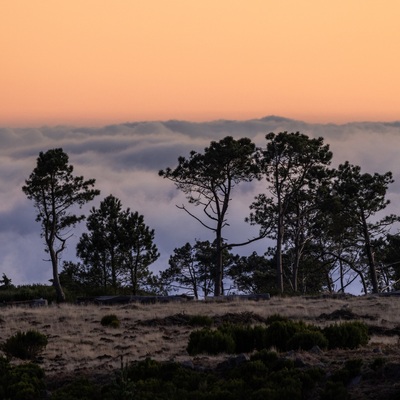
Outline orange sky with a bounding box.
[1,1,400,127]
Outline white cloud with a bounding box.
[0,116,399,287]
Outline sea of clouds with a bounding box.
[0,116,399,289]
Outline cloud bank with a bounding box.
[1,116,399,286]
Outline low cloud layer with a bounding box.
[1,116,399,287]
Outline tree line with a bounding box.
[18,132,400,302]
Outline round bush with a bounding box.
[264,320,306,351]
[323,321,369,349]
[187,329,236,355]
[1,330,48,360]
[188,315,213,327]
[287,330,329,351]
[101,314,120,328]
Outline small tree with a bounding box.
[77,195,126,292]
[227,252,276,294]
[120,211,160,295]
[22,148,100,302]
[77,195,159,294]
[161,240,232,299]
[0,273,12,288]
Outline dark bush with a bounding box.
[1,330,48,360]
[51,378,101,400]
[0,284,63,304]
[320,381,350,400]
[250,349,279,366]
[287,329,329,350]
[227,324,269,352]
[265,314,290,325]
[187,328,236,355]
[370,357,386,371]
[330,359,363,385]
[323,321,369,349]
[188,314,213,327]
[264,320,309,351]
[0,358,46,400]
[101,314,120,328]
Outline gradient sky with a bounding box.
[2,1,400,127]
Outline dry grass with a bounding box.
[1,294,400,380]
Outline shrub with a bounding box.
[51,377,101,400]
[370,357,386,371]
[265,314,290,325]
[287,330,329,350]
[321,381,350,400]
[1,330,48,360]
[188,314,213,327]
[250,349,279,366]
[101,314,120,328]
[219,323,260,353]
[264,320,309,351]
[0,359,46,400]
[187,328,236,355]
[323,321,369,349]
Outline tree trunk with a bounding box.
[49,247,66,302]
[214,231,223,296]
[361,210,379,293]
[339,258,345,293]
[276,209,284,293]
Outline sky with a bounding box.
[0,2,399,293]
[1,1,400,126]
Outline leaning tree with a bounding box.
[332,162,400,293]
[22,148,100,302]
[159,136,261,296]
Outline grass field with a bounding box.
[1,294,400,398]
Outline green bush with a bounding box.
[187,328,236,355]
[265,314,290,325]
[287,330,329,350]
[186,319,369,357]
[250,349,279,366]
[101,314,120,328]
[51,377,102,400]
[330,359,363,385]
[0,358,46,400]
[225,324,269,353]
[323,321,369,349]
[0,284,62,304]
[320,381,350,400]
[188,314,213,327]
[264,320,310,351]
[1,330,48,360]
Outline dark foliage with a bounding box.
[101,314,120,328]
[0,357,46,400]
[323,321,369,349]
[1,330,48,360]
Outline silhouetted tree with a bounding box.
[160,136,261,296]
[22,148,99,302]
[249,132,332,293]
[77,195,159,294]
[332,162,400,293]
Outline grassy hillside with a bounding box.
[1,294,400,398]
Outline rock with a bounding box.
[310,345,323,354]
